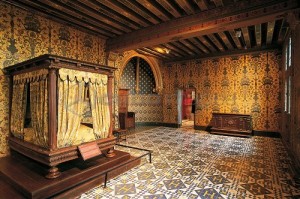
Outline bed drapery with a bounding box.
[57,68,110,147]
[11,69,49,147]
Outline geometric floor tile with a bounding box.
[143,194,167,199]
[195,188,224,199]
[81,126,300,199]
[177,168,198,176]
[115,184,136,195]
[153,162,170,169]
[163,179,186,190]
[241,183,271,195]
[214,164,235,172]
[137,172,156,180]
[206,175,230,184]
[245,171,269,179]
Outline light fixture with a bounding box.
[235,29,242,38]
[155,47,170,54]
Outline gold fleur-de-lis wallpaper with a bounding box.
[162,52,281,132]
[0,2,106,156]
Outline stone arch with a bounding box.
[118,51,163,93]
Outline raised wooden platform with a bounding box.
[0,150,141,199]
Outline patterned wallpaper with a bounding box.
[128,95,163,123]
[162,51,281,132]
[120,57,155,95]
[0,2,106,156]
[119,56,161,123]
[120,58,137,94]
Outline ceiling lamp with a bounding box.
[155,47,170,54]
[235,29,242,38]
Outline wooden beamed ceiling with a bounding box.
[7,0,299,61]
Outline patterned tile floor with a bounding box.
[81,127,300,199]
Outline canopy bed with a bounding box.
[5,54,117,178]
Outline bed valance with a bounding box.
[13,69,48,85]
[58,68,108,85]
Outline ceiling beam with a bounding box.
[197,36,217,53]
[163,43,187,57]
[116,0,160,25]
[137,0,170,21]
[175,0,194,15]
[95,0,150,27]
[179,39,204,54]
[83,0,140,30]
[193,0,208,11]
[228,30,242,49]
[207,34,225,51]
[107,0,297,52]
[212,0,224,7]
[266,21,276,44]
[172,41,197,56]
[241,27,251,49]
[188,38,210,54]
[255,24,262,47]
[156,0,181,18]
[218,32,234,50]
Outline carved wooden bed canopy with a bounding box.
[5,54,116,178]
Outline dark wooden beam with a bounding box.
[255,24,262,47]
[218,32,234,50]
[241,27,252,48]
[212,0,224,7]
[228,30,242,49]
[137,0,170,21]
[197,36,217,53]
[116,0,160,24]
[207,34,225,51]
[172,41,197,56]
[188,38,210,54]
[163,43,187,57]
[95,0,150,27]
[176,0,194,15]
[267,21,276,44]
[156,0,181,18]
[107,0,297,52]
[193,0,208,11]
[180,39,204,54]
[83,0,140,30]
[164,44,281,64]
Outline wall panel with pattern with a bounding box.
[162,51,281,132]
[0,2,106,156]
[120,57,162,123]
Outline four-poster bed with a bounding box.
[5,54,118,178]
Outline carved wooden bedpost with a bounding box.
[46,67,60,179]
[106,74,116,158]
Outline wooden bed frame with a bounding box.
[5,54,117,178]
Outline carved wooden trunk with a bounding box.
[210,113,252,137]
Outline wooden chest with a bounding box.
[210,113,252,137]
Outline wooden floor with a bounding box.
[0,150,141,199]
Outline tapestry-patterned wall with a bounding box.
[162,51,281,132]
[0,2,106,156]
